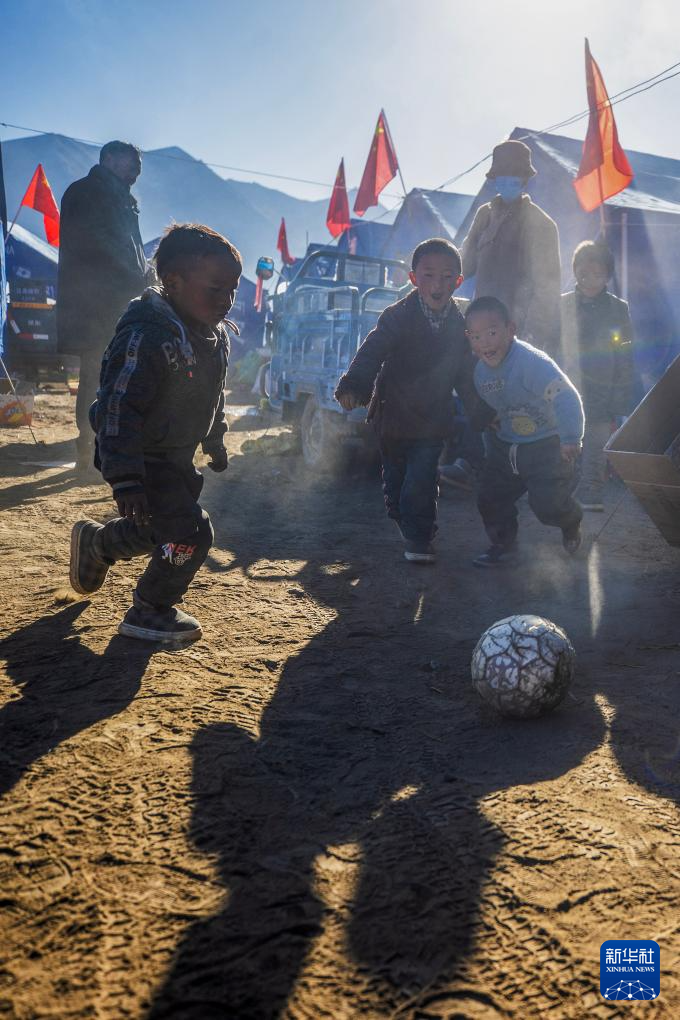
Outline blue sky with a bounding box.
[2,0,680,204]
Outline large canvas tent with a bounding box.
[383,189,473,263]
[455,127,680,389]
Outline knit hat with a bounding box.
[486,140,536,180]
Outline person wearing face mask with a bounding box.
[461,139,562,358]
[440,141,562,493]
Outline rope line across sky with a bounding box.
[1,54,679,213]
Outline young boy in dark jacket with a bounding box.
[335,238,492,563]
[560,240,634,511]
[69,223,242,643]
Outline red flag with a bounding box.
[573,40,634,213]
[20,163,60,246]
[276,217,295,265]
[326,158,351,238]
[354,109,400,217]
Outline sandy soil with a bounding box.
[0,390,679,1020]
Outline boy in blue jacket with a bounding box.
[466,296,584,566]
[68,223,242,642]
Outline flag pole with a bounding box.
[6,198,24,239]
[397,165,407,198]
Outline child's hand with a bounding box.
[207,446,229,473]
[116,490,150,526]
[336,391,363,411]
[560,443,581,464]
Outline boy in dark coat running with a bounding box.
[68,224,242,643]
[335,238,492,563]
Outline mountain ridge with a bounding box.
[2,132,395,276]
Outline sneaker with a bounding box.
[439,458,474,492]
[404,541,436,564]
[473,544,518,568]
[118,603,202,643]
[69,520,110,594]
[580,501,604,512]
[562,524,583,555]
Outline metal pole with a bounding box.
[621,210,629,301]
[397,165,408,198]
[5,199,23,239]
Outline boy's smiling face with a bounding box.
[466,309,515,367]
[409,253,463,312]
[163,254,239,333]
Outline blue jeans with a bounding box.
[380,438,444,544]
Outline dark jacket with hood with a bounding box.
[560,287,635,421]
[92,289,233,485]
[57,163,148,355]
[334,289,493,440]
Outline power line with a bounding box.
[2,52,680,217]
[0,118,404,199]
[433,59,680,193]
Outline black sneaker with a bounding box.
[562,524,583,555]
[69,520,110,594]
[473,544,518,568]
[404,541,436,564]
[118,603,202,643]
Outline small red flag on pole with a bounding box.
[326,158,351,238]
[276,217,295,265]
[354,109,401,217]
[18,163,60,246]
[573,40,634,213]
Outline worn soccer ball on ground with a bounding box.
[471,615,575,719]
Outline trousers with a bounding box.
[96,458,214,608]
[477,432,582,548]
[380,438,444,543]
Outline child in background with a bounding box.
[561,240,634,511]
[335,238,492,564]
[69,223,241,642]
[466,296,584,566]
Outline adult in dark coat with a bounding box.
[57,140,149,471]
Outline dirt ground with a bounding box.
[1,389,679,1020]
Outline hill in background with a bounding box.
[2,133,395,277]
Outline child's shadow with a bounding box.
[148,555,605,1019]
[0,603,152,796]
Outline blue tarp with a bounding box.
[383,189,473,263]
[4,223,58,288]
[455,127,680,388]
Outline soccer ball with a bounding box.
[471,615,575,719]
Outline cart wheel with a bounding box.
[300,396,348,473]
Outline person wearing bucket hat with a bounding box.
[460,139,561,358]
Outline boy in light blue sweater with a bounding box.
[465,296,584,566]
